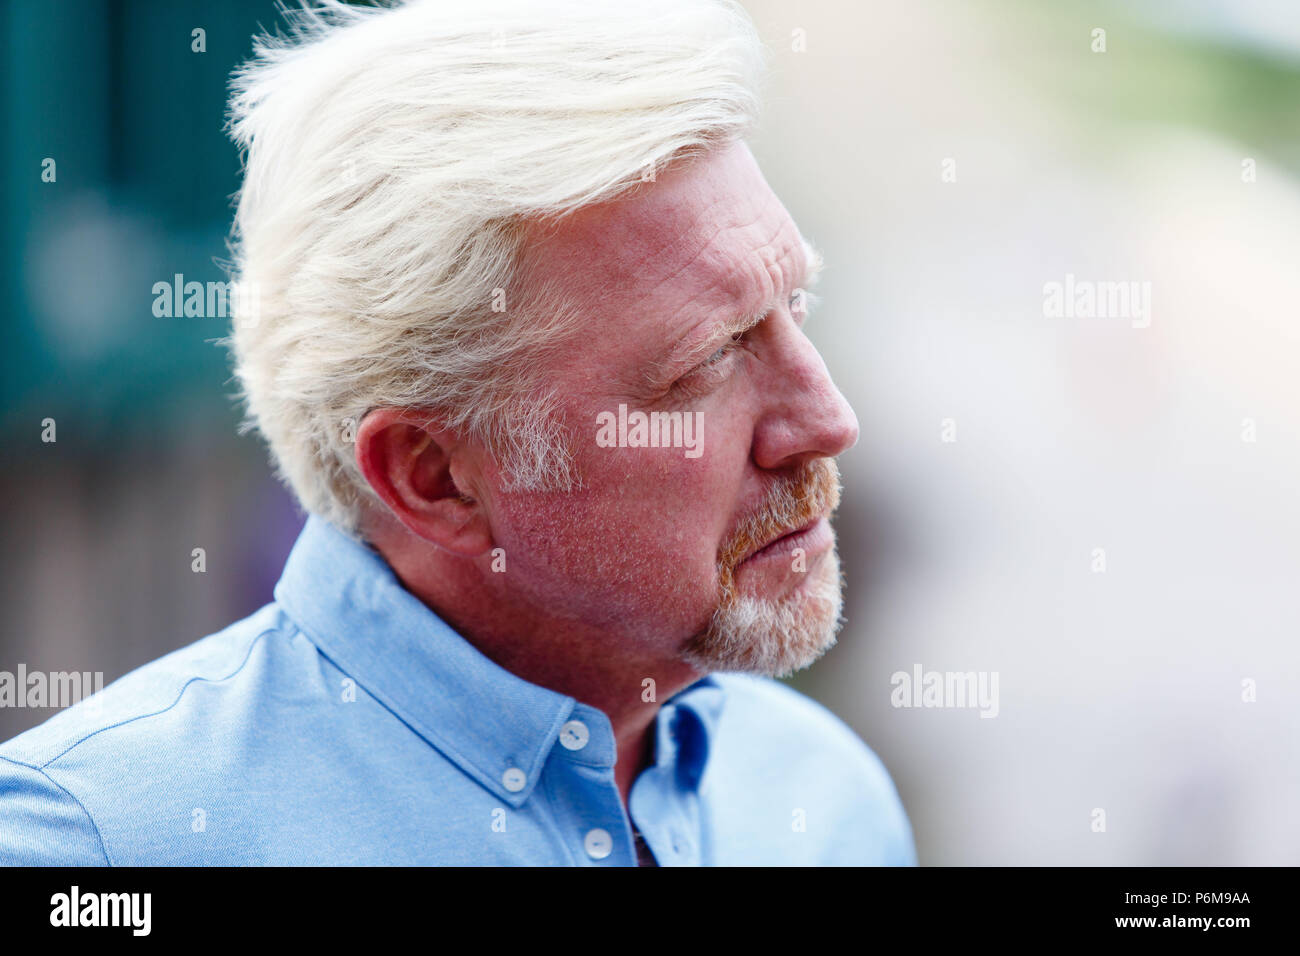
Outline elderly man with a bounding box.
[0,0,914,866]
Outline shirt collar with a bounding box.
[274,516,725,805]
[655,678,725,790]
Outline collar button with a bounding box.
[558,719,590,751]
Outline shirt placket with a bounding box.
[626,701,705,866]
[538,706,639,866]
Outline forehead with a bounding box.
[520,141,804,334]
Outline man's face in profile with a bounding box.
[473,140,860,678]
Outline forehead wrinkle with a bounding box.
[682,211,794,316]
[717,215,804,328]
[631,218,807,396]
[567,166,749,298]
[624,197,772,306]
[622,149,781,289]
[659,214,789,339]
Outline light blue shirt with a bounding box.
[0,516,916,866]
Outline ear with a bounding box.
[354,408,494,557]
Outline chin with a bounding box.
[679,545,845,678]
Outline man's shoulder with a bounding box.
[0,603,295,865]
[710,672,890,775]
[0,603,287,771]
[704,672,917,865]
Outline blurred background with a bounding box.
[2,0,1297,864]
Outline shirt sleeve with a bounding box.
[0,755,110,866]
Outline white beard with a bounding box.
[680,543,845,678]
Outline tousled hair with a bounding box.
[223,0,766,536]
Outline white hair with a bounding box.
[222,0,766,537]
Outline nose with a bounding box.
[751,317,859,471]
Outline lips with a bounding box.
[740,515,826,564]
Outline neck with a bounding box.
[372,528,705,808]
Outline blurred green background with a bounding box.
[1,0,308,737]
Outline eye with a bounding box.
[701,330,745,368]
[702,343,732,367]
[668,331,744,398]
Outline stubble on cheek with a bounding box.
[490,470,725,641]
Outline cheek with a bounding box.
[488,444,737,632]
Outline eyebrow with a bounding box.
[644,236,825,388]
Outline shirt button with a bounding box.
[583,828,613,860]
[501,767,527,792]
[558,719,590,751]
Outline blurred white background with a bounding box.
[746,0,1300,864]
